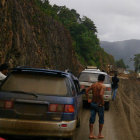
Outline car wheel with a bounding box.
[104,102,110,110]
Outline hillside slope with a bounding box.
[0,0,82,75]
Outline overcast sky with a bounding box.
[49,0,140,42]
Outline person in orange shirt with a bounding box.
[86,74,105,139]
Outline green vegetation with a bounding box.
[115,59,126,69]
[35,0,115,68]
[134,54,140,72]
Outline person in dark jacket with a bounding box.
[112,73,119,100]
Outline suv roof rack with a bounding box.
[86,66,97,69]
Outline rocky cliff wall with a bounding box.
[0,0,83,75]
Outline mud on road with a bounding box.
[73,102,133,140]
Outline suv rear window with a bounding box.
[79,72,110,84]
[1,73,68,96]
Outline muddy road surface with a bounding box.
[73,101,133,140]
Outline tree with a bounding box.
[82,16,97,33]
[134,54,140,72]
[35,0,115,68]
[115,59,126,69]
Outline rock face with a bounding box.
[0,0,83,75]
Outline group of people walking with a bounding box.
[86,73,119,139]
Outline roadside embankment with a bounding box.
[115,79,140,140]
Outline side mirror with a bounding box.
[80,88,86,95]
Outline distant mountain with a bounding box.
[100,39,140,70]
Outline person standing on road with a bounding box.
[112,73,119,101]
[86,74,105,139]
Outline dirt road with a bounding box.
[74,77,140,140]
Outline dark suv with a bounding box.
[0,67,84,139]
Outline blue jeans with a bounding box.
[112,88,118,100]
[89,102,104,124]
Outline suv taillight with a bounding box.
[0,100,13,109]
[49,104,74,113]
[5,101,13,109]
[64,105,74,113]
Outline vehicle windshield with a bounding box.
[79,72,110,84]
[1,73,68,96]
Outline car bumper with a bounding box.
[104,91,112,101]
[0,118,76,137]
[82,93,112,102]
[104,95,112,101]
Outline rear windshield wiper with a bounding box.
[9,91,38,98]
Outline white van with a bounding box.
[79,69,112,110]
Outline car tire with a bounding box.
[104,102,110,110]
